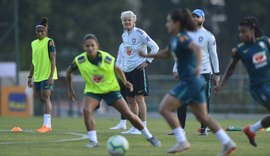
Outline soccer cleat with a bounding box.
[11,127,23,132]
[167,141,191,153]
[85,141,99,148]
[217,140,236,156]
[147,137,161,147]
[36,125,52,133]
[198,127,208,136]
[109,123,127,130]
[243,126,257,147]
[121,127,141,135]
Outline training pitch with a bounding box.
[0,113,269,156]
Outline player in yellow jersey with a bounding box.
[66,34,161,148]
[27,17,58,133]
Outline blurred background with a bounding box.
[1,0,270,117]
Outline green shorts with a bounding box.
[84,91,123,106]
[34,80,54,92]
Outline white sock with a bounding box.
[141,127,153,139]
[173,127,186,143]
[87,130,98,143]
[142,121,147,127]
[43,114,51,128]
[215,129,231,145]
[250,121,263,133]
[120,120,126,126]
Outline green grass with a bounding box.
[0,115,270,156]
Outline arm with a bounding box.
[140,30,159,63]
[208,35,220,85]
[114,64,133,92]
[66,61,78,101]
[189,42,202,75]
[27,64,34,88]
[172,62,179,79]
[139,47,171,59]
[48,40,56,85]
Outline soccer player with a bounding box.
[110,11,159,134]
[27,17,57,133]
[171,9,220,135]
[213,16,270,147]
[66,34,161,148]
[140,8,236,155]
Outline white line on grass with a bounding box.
[0,130,88,145]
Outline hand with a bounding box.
[138,50,148,57]
[27,78,33,88]
[68,90,77,102]
[213,75,220,86]
[137,62,149,71]
[47,76,54,85]
[124,81,133,92]
[172,72,179,80]
[212,84,221,94]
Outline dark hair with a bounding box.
[38,17,49,29]
[169,8,196,31]
[239,16,262,38]
[82,34,99,43]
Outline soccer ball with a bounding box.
[106,135,129,156]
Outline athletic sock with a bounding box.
[173,127,186,143]
[215,129,231,145]
[43,114,51,128]
[87,130,98,143]
[250,121,263,133]
[141,127,153,139]
[120,119,126,126]
[142,121,147,127]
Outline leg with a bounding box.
[135,95,147,124]
[83,96,100,148]
[190,103,236,155]
[177,105,187,129]
[113,98,161,147]
[36,88,53,133]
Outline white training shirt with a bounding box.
[121,27,159,72]
[116,43,125,70]
[173,27,219,74]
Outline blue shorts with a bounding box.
[169,76,206,105]
[84,91,123,106]
[34,80,54,92]
[250,84,270,107]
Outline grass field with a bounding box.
[0,114,270,156]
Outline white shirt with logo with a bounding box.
[120,27,159,72]
[173,27,219,74]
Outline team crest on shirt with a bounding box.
[91,75,104,83]
[104,56,112,64]
[252,51,268,69]
[198,36,203,43]
[132,38,136,43]
[77,56,86,63]
[126,48,132,56]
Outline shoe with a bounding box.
[198,127,208,136]
[85,141,99,148]
[217,140,236,156]
[121,127,141,135]
[110,123,127,130]
[147,137,161,147]
[167,141,191,153]
[36,125,52,133]
[243,126,257,147]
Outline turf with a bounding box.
[0,115,270,156]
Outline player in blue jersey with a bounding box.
[213,16,270,147]
[140,8,236,155]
